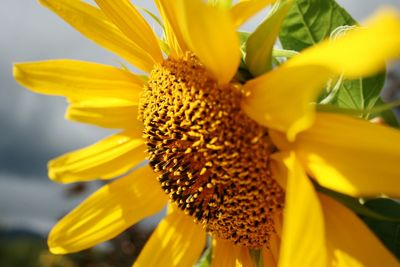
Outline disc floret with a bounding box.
[139,53,284,248]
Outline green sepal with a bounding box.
[250,249,264,267]
[137,6,164,30]
[195,246,212,267]
[246,0,292,76]
[235,32,254,83]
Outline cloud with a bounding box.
[337,0,400,20]
[0,172,100,234]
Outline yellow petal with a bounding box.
[48,130,146,183]
[39,0,156,72]
[66,98,139,129]
[270,152,290,189]
[320,194,399,267]
[48,166,167,254]
[211,239,236,267]
[235,246,253,267]
[133,210,206,267]
[295,112,400,197]
[94,0,163,63]
[278,152,327,267]
[242,65,332,141]
[263,251,277,267]
[230,0,277,27]
[209,0,233,9]
[210,239,252,267]
[286,9,400,79]
[262,234,280,267]
[13,60,143,102]
[154,0,188,56]
[177,0,241,84]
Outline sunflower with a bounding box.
[13,0,400,266]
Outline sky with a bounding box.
[0,0,399,235]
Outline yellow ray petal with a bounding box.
[262,234,280,267]
[286,9,400,79]
[48,130,146,183]
[66,98,139,129]
[133,211,206,267]
[211,238,254,267]
[263,250,277,267]
[48,166,167,254]
[278,152,327,267]
[209,0,233,9]
[154,0,188,56]
[231,0,278,27]
[242,65,332,141]
[13,60,143,102]
[39,0,156,72]
[270,152,290,189]
[235,246,253,267]
[295,112,400,197]
[319,194,399,267]
[211,239,236,267]
[94,0,163,63]
[177,0,241,84]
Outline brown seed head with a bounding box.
[139,53,284,248]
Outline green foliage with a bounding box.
[329,72,386,119]
[361,199,400,260]
[0,235,46,267]
[279,0,355,52]
[279,0,399,126]
[376,99,400,127]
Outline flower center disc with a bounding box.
[139,53,284,248]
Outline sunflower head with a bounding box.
[139,52,284,247]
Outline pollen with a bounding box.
[139,53,284,248]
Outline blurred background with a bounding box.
[0,0,399,266]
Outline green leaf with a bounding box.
[375,98,400,127]
[360,199,400,260]
[329,72,386,119]
[280,0,390,124]
[246,0,292,76]
[279,0,356,51]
